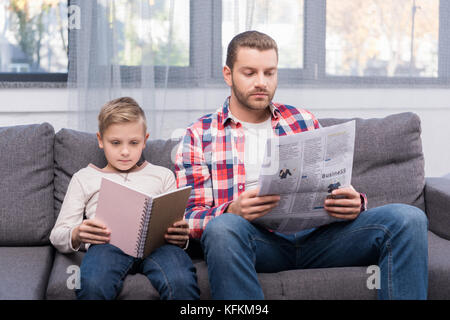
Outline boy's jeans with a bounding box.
[76,243,200,300]
[201,203,428,300]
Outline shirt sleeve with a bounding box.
[163,169,177,193]
[49,175,86,253]
[175,127,230,239]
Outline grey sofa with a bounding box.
[1,112,450,300]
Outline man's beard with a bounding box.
[231,83,275,112]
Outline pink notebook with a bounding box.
[95,177,191,258]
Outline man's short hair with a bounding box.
[226,30,278,70]
[98,97,147,136]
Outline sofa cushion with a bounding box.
[47,231,450,299]
[428,231,450,299]
[46,251,160,300]
[424,177,450,240]
[319,112,425,211]
[0,246,54,299]
[45,251,84,300]
[194,260,377,300]
[0,123,55,245]
[54,129,106,220]
[195,231,448,300]
[54,128,180,219]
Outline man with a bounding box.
[175,31,428,300]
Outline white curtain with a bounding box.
[68,0,197,139]
[67,0,442,138]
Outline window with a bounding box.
[221,0,304,69]
[216,0,449,86]
[110,0,190,67]
[0,0,68,81]
[2,0,449,85]
[326,0,439,78]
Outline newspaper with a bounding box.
[254,120,356,234]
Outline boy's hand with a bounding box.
[72,218,111,249]
[165,220,189,248]
[324,185,362,220]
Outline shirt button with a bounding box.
[238,185,243,190]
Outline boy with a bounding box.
[50,97,200,300]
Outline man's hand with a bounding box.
[72,218,111,249]
[324,185,362,220]
[165,220,190,248]
[226,188,280,222]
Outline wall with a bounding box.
[1,87,449,177]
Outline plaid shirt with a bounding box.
[175,97,367,239]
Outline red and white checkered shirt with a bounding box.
[175,97,367,239]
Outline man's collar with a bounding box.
[220,96,280,126]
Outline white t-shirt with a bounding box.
[49,161,175,253]
[229,110,274,191]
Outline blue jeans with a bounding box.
[201,204,428,300]
[76,243,200,300]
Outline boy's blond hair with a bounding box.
[98,97,147,136]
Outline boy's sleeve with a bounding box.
[175,128,231,240]
[163,169,177,193]
[49,175,86,253]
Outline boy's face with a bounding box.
[97,121,149,173]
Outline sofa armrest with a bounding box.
[424,177,450,240]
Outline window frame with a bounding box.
[212,0,450,87]
[317,0,450,87]
[68,0,211,88]
[1,0,449,87]
[0,0,70,82]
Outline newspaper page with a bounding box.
[254,120,356,234]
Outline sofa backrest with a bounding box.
[320,112,425,211]
[0,123,55,245]
[0,112,423,245]
[53,128,179,219]
[54,111,425,220]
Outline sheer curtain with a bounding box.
[67,0,306,140]
[67,0,196,139]
[67,0,444,141]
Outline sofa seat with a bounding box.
[45,250,160,300]
[45,231,449,300]
[428,231,450,299]
[0,246,54,299]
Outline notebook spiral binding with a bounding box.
[135,197,152,258]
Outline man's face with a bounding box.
[224,47,278,112]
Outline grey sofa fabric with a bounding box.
[54,129,107,220]
[143,139,180,174]
[46,251,160,300]
[428,231,450,299]
[0,123,55,245]
[3,112,450,300]
[424,177,450,241]
[46,250,379,300]
[320,112,425,211]
[43,230,450,300]
[195,260,378,300]
[0,246,54,299]
[45,251,83,300]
